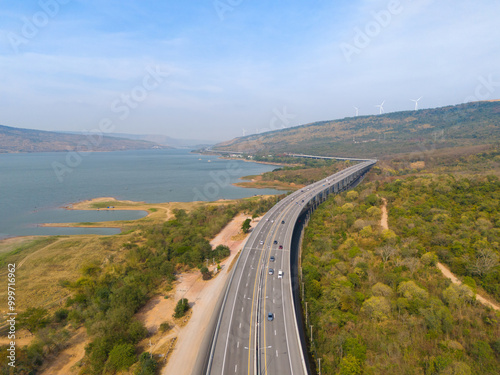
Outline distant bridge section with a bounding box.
[285,153,373,162]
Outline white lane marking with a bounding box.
[237,341,240,348]
[239,322,241,328]
[274,330,276,336]
[276,350,279,357]
[235,364,238,373]
[241,307,244,312]
[221,240,254,374]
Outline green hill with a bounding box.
[212,101,500,158]
[0,125,169,153]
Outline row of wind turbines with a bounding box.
[354,97,423,117]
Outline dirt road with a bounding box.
[161,213,255,375]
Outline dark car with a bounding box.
[279,245,283,250]
[273,240,278,244]
[269,268,274,275]
[270,256,275,262]
[267,312,274,321]
[281,220,285,224]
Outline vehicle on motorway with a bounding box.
[270,256,275,262]
[273,240,278,244]
[278,270,283,279]
[267,312,274,321]
[259,240,264,245]
[279,245,283,249]
[269,268,274,275]
[281,220,285,224]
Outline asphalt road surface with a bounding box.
[206,160,376,375]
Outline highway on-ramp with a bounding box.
[206,159,376,375]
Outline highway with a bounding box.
[205,159,377,375]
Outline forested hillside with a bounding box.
[212,101,500,158]
[301,172,500,374]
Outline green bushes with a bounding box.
[174,298,190,318]
[300,178,500,374]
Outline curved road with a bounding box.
[206,159,377,375]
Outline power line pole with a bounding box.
[318,358,321,375]
[305,302,308,327]
[310,325,313,344]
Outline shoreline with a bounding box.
[0,195,272,247]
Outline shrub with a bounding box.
[135,352,158,375]
[361,296,391,321]
[421,252,438,266]
[174,298,190,318]
[397,281,429,301]
[371,282,393,297]
[159,322,172,332]
[105,343,136,372]
[442,284,474,308]
[339,354,362,375]
[54,308,69,323]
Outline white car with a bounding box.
[259,240,264,245]
[278,270,283,279]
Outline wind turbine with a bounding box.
[410,96,423,110]
[354,107,359,117]
[242,128,247,136]
[375,100,385,115]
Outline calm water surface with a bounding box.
[0,149,282,238]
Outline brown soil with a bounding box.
[38,328,88,375]
[160,213,256,375]
[380,198,389,230]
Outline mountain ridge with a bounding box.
[211,101,500,158]
[0,124,170,153]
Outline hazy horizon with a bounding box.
[1,0,499,141]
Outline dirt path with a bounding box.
[437,263,500,311]
[380,198,499,311]
[160,213,255,375]
[380,197,389,230]
[38,328,88,375]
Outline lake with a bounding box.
[0,149,282,238]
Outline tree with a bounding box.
[18,307,49,334]
[338,354,362,375]
[371,282,393,297]
[242,218,251,233]
[469,249,499,276]
[104,343,136,372]
[174,298,190,318]
[201,266,212,280]
[376,245,399,264]
[135,352,158,375]
[360,296,391,321]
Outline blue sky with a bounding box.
[1,0,499,141]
